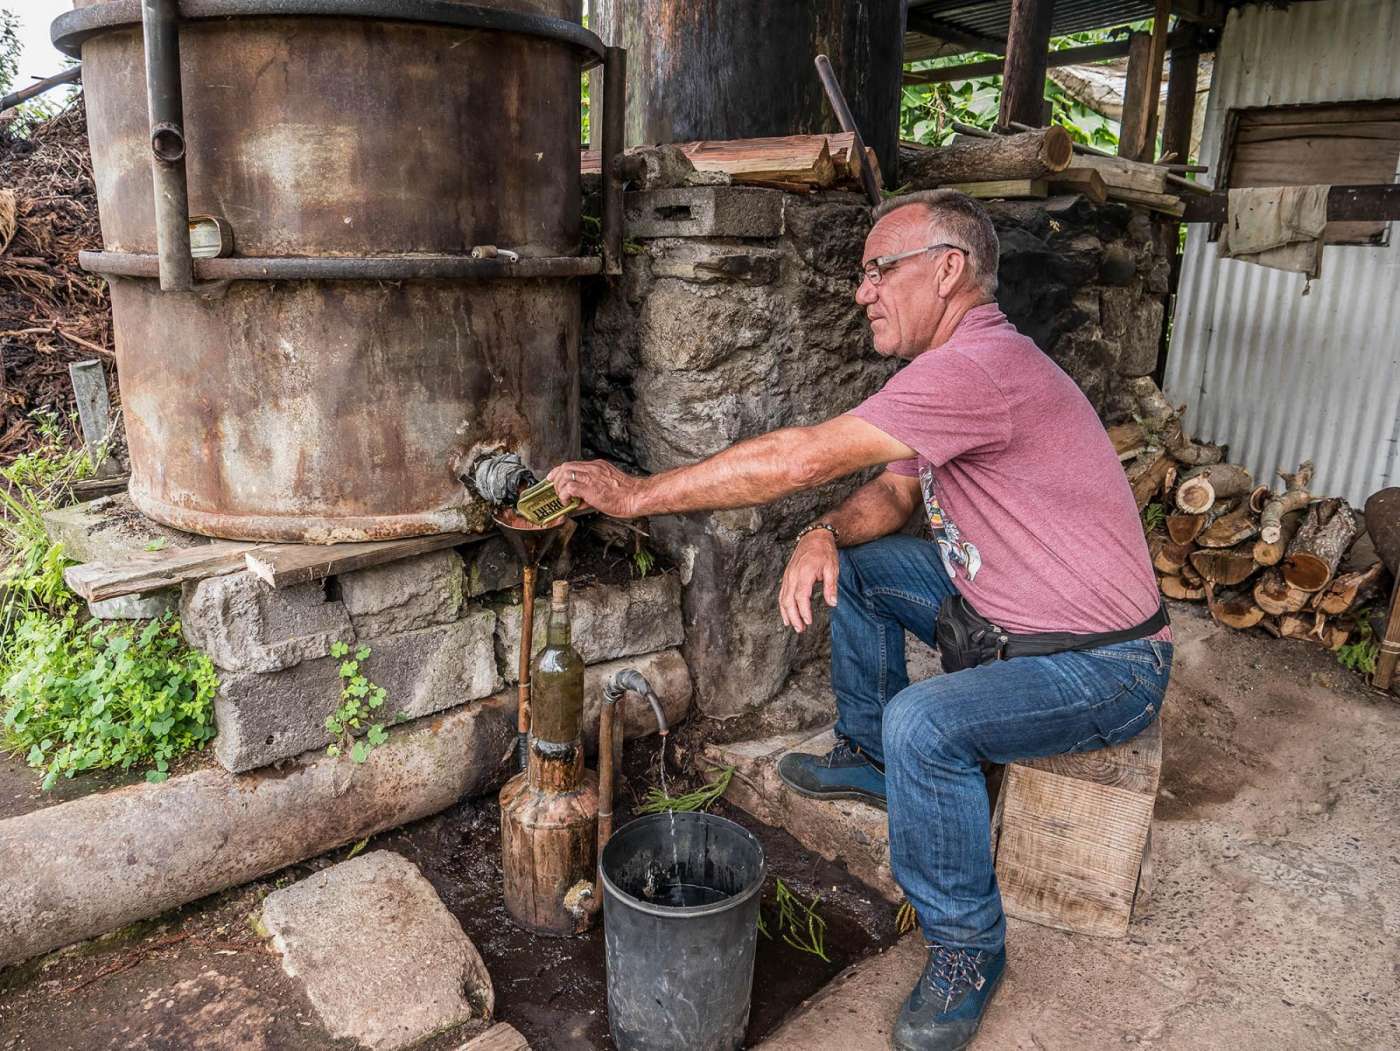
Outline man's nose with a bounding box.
[855,277,877,306]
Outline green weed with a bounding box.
[1141,501,1166,534]
[766,879,830,962]
[324,641,394,763]
[1336,615,1379,676]
[638,764,734,815]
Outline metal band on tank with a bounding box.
[51,0,606,66]
[80,251,605,282]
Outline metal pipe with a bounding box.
[601,45,626,277]
[141,0,192,292]
[516,564,537,771]
[78,250,604,281]
[0,66,81,114]
[814,54,880,207]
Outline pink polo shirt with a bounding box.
[849,303,1169,640]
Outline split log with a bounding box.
[1259,461,1314,544]
[1259,616,1282,639]
[1197,504,1259,549]
[1180,561,1205,586]
[1176,463,1254,515]
[1282,498,1358,592]
[1278,612,1350,650]
[1154,541,1194,575]
[1313,560,1385,615]
[1048,167,1108,204]
[1124,377,1221,466]
[1188,541,1258,587]
[1126,376,1176,429]
[903,126,1073,188]
[1254,568,1312,616]
[1108,421,1147,457]
[1253,508,1304,566]
[1129,451,1173,511]
[1205,583,1266,630]
[1166,513,1205,544]
[1170,437,1224,467]
[1160,574,1205,601]
[1248,486,1270,514]
[1363,487,1400,576]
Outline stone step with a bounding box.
[755,935,924,1050]
[704,726,899,903]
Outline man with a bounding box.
[550,189,1171,1051]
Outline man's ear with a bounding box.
[937,251,966,298]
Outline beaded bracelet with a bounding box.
[795,522,840,546]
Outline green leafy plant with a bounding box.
[638,764,734,815]
[1336,615,1379,675]
[324,641,393,763]
[1142,501,1166,533]
[760,878,830,962]
[632,544,656,578]
[2,613,218,787]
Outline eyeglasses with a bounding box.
[859,243,966,286]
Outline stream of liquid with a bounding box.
[659,735,680,876]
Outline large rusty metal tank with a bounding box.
[53,0,615,542]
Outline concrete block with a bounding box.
[648,242,781,286]
[625,187,784,239]
[261,851,492,1050]
[338,549,464,637]
[494,574,684,682]
[88,589,179,621]
[464,535,521,597]
[181,570,353,674]
[705,727,900,902]
[214,610,499,772]
[0,694,515,968]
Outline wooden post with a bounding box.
[1161,40,1201,164]
[996,0,1056,129]
[1119,0,1172,162]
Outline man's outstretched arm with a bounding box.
[548,414,916,518]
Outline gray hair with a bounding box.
[872,189,1000,297]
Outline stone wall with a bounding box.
[582,187,1172,722]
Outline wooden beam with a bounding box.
[997,0,1057,129]
[904,30,1195,86]
[906,10,1006,56]
[245,533,477,588]
[1119,2,1171,162]
[65,541,264,602]
[1161,41,1202,165]
[1182,183,1400,223]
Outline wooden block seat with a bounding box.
[990,718,1162,938]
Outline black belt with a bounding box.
[999,603,1171,660]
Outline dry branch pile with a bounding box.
[0,100,120,464]
[1122,379,1386,652]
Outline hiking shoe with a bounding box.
[892,943,1006,1051]
[776,740,886,809]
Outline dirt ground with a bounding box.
[2,600,1397,1049]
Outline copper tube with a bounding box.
[596,691,623,859]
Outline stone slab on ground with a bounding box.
[41,493,208,564]
[756,936,924,1049]
[494,573,684,680]
[706,726,899,902]
[260,851,493,1050]
[214,609,499,772]
[338,549,464,637]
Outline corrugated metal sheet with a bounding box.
[1166,0,1400,505]
[904,0,1157,61]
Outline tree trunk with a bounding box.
[1282,498,1358,592]
[1253,508,1304,566]
[1189,541,1258,586]
[1154,541,1194,575]
[904,127,1073,188]
[1176,463,1254,514]
[1259,461,1313,543]
[1278,612,1350,650]
[1167,513,1205,544]
[1198,504,1259,549]
[1254,568,1312,616]
[1160,574,1204,601]
[1206,583,1265,630]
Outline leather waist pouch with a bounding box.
[935,595,1170,673]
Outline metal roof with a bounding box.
[906,0,1160,61]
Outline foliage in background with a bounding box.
[900,21,1153,152]
[325,641,394,763]
[2,614,218,787]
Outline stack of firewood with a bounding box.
[1119,379,1386,649]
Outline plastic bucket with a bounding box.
[601,811,766,1051]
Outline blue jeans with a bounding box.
[831,534,1171,953]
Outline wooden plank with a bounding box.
[581,132,876,192]
[1047,167,1108,204]
[1019,718,1162,797]
[1183,182,1400,224]
[1119,3,1170,162]
[944,179,1047,200]
[1071,153,1168,193]
[1161,42,1202,166]
[1106,186,1187,217]
[245,533,476,588]
[64,541,264,601]
[458,1022,531,1051]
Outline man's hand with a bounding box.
[780,529,839,633]
[548,460,645,519]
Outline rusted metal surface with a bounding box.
[68,0,588,541]
[591,0,905,180]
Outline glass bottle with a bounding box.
[529,580,585,743]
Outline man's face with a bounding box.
[856,209,956,359]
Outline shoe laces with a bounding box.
[824,740,861,766]
[923,943,987,1010]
